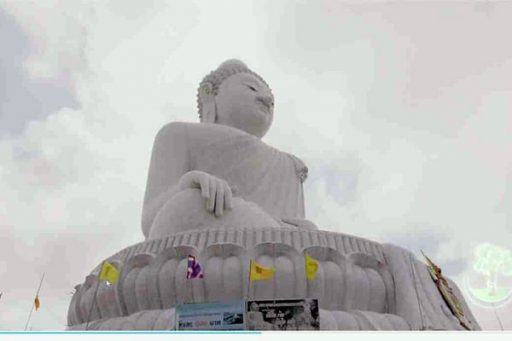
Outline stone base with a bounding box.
[67,227,480,330]
[68,308,411,331]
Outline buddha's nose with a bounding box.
[257,95,274,110]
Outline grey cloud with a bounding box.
[305,152,363,205]
[381,226,444,256]
[259,1,512,136]
[0,229,138,330]
[436,258,469,278]
[0,8,78,138]
[381,227,470,277]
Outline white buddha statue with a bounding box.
[142,59,314,240]
[67,59,480,331]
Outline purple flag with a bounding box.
[186,255,204,279]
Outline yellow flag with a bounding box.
[34,296,40,311]
[250,260,275,281]
[99,261,119,284]
[305,254,319,280]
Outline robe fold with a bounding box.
[190,133,307,220]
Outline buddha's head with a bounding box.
[197,59,274,138]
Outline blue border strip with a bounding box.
[0,331,261,335]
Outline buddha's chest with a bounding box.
[190,137,305,218]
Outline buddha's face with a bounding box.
[214,72,274,138]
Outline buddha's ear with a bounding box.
[199,83,216,123]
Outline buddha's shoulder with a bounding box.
[155,121,186,140]
[156,121,250,142]
[156,121,196,136]
[155,122,200,143]
[282,151,309,183]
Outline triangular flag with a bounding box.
[420,250,471,330]
[305,254,319,280]
[250,260,275,281]
[99,261,119,284]
[421,250,441,281]
[186,255,204,279]
[34,296,40,311]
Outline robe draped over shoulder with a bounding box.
[189,132,307,220]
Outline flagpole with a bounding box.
[246,260,252,300]
[492,302,504,331]
[272,244,276,305]
[85,262,104,330]
[24,272,45,331]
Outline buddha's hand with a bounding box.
[177,170,233,217]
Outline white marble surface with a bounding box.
[67,228,480,330]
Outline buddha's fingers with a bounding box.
[198,174,210,199]
[215,179,225,217]
[225,184,233,210]
[207,178,216,212]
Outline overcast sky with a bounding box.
[0,0,511,330]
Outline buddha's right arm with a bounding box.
[141,185,181,238]
[142,169,235,238]
[141,122,189,238]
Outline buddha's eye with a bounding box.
[246,84,257,92]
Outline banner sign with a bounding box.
[246,299,320,330]
[175,300,245,330]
